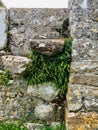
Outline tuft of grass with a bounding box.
[22,37,72,96]
[0,70,10,85]
[0,122,27,130]
[42,121,66,130]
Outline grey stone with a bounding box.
[0,8,8,50]
[1,55,32,77]
[30,39,64,56]
[25,123,44,130]
[27,82,59,102]
[70,61,98,74]
[9,8,68,56]
[67,83,98,112]
[92,9,98,22]
[34,103,54,119]
[72,38,98,61]
[69,73,98,86]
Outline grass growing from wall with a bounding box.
[22,37,72,96]
[0,122,27,130]
[0,70,10,85]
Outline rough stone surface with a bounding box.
[9,8,68,56]
[66,111,98,130]
[69,73,98,86]
[30,39,64,56]
[67,0,98,129]
[35,104,54,119]
[0,8,8,50]
[27,83,59,102]
[1,55,32,76]
[67,84,98,112]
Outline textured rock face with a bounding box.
[0,8,68,126]
[67,0,98,130]
[1,55,32,77]
[0,8,8,50]
[9,8,68,56]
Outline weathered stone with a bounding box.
[9,8,68,56]
[69,74,98,86]
[66,111,98,130]
[1,55,32,76]
[25,123,44,130]
[34,103,54,119]
[92,9,98,22]
[70,61,98,74]
[30,39,64,56]
[27,82,59,102]
[0,8,8,50]
[72,38,98,61]
[9,8,68,28]
[67,83,98,112]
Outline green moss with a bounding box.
[0,122,27,130]
[0,70,10,85]
[22,37,72,96]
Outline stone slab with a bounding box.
[10,39,64,56]
[67,83,98,111]
[70,61,98,74]
[69,73,98,87]
[72,38,98,61]
[0,8,8,50]
[66,111,98,130]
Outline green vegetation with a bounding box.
[42,122,66,130]
[0,122,27,130]
[0,70,10,85]
[0,121,66,130]
[22,37,72,96]
[0,2,2,7]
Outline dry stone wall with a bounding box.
[0,8,68,129]
[66,0,98,130]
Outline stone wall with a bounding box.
[66,0,98,130]
[0,8,69,129]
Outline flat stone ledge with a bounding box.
[30,39,64,56]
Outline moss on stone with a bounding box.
[22,37,72,96]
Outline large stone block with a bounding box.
[66,111,98,130]
[69,73,98,86]
[0,8,8,50]
[67,84,98,112]
[70,61,98,74]
[72,38,98,61]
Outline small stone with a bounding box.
[35,103,54,119]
